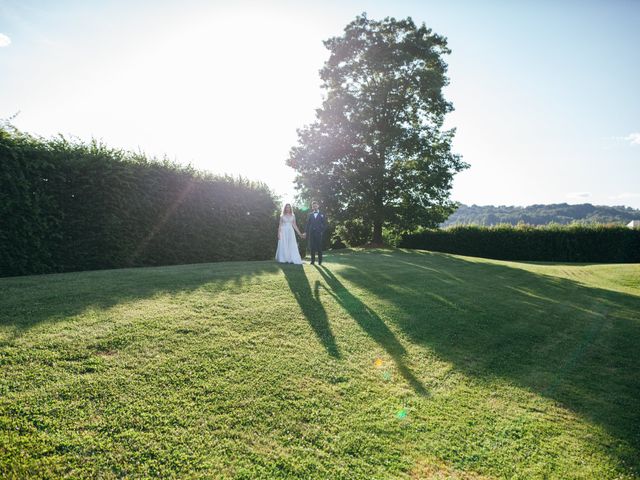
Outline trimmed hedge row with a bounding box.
[1,127,278,277]
[399,224,640,263]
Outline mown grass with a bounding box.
[1,249,638,479]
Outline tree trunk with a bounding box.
[372,151,385,246]
[372,220,383,245]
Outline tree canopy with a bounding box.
[287,13,468,243]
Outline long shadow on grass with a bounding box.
[328,249,640,470]
[315,265,427,395]
[0,261,280,346]
[281,265,340,358]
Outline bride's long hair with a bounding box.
[282,203,293,216]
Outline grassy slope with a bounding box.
[1,250,639,479]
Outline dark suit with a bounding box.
[305,210,327,264]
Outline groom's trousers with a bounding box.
[309,231,323,264]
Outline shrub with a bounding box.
[0,127,278,277]
[399,224,640,263]
[335,219,372,247]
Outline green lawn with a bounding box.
[1,249,639,479]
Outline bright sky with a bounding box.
[1,0,639,208]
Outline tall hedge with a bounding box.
[399,224,640,263]
[0,127,278,277]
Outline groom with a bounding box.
[305,201,326,265]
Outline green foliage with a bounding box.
[381,228,402,247]
[0,126,278,277]
[335,219,372,247]
[287,13,468,244]
[330,235,347,249]
[1,251,639,478]
[444,203,640,226]
[400,224,640,262]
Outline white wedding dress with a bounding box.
[275,214,303,264]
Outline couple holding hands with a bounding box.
[275,201,326,265]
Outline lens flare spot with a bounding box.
[374,358,384,368]
[396,408,407,420]
[382,371,392,381]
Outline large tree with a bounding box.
[287,13,468,244]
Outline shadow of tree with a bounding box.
[281,265,340,358]
[2,249,638,470]
[327,249,640,468]
[315,265,427,395]
[0,260,280,346]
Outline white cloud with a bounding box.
[625,132,640,145]
[566,192,591,199]
[0,33,11,47]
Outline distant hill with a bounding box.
[443,203,640,226]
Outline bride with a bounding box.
[275,203,304,264]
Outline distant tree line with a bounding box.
[443,203,640,227]
[0,126,278,277]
